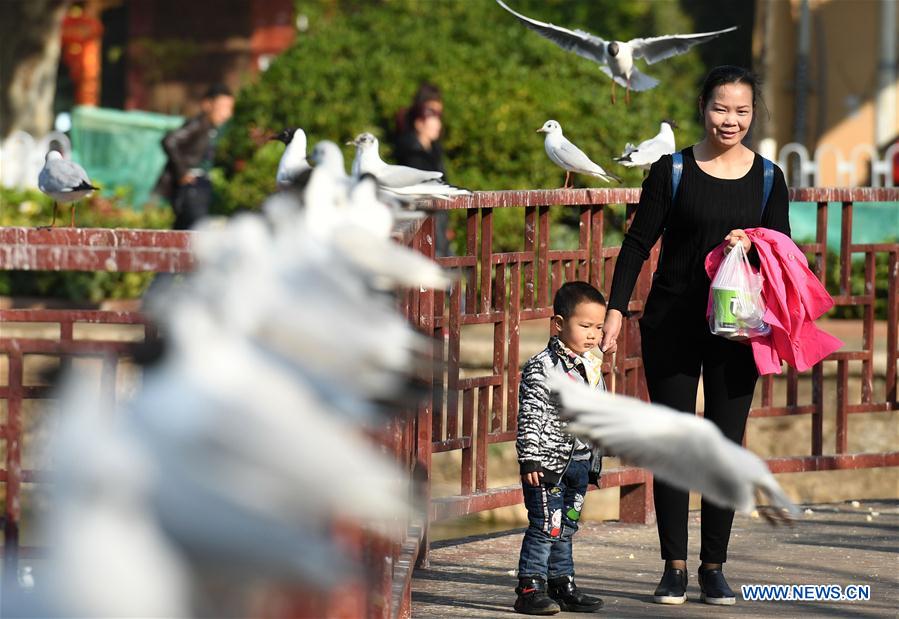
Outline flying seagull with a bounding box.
[615,120,677,170]
[538,120,621,188]
[37,150,99,228]
[496,0,737,104]
[547,373,799,524]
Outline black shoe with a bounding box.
[548,574,603,612]
[698,566,736,605]
[653,567,687,604]
[514,576,561,615]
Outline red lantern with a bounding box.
[60,13,103,105]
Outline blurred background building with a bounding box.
[57,0,296,114]
[753,0,898,186]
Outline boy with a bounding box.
[514,281,606,615]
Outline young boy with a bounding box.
[514,281,606,615]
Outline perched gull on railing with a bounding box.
[547,374,800,524]
[37,150,98,228]
[271,127,310,189]
[496,0,736,104]
[537,120,620,188]
[615,120,677,171]
[348,132,470,201]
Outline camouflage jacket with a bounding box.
[516,336,605,485]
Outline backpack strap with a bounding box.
[671,152,775,220]
[760,156,774,218]
[671,151,684,204]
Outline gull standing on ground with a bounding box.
[538,120,620,188]
[37,150,99,228]
[348,132,469,201]
[496,0,737,104]
[271,127,310,189]
[615,120,677,170]
[547,374,800,523]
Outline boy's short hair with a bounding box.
[553,281,607,319]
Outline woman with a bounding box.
[394,83,452,256]
[600,66,791,606]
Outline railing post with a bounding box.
[619,474,655,525]
[2,345,23,610]
[415,216,436,569]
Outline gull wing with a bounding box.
[496,0,609,66]
[629,26,738,65]
[376,165,444,188]
[547,373,800,517]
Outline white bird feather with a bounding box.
[547,373,800,520]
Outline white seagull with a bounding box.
[496,0,737,104]
[615,120,677,170]
[547,374,800,523]
[36,153,452,616]
[37,150,99,228]
[538,120,621,188]
[348,132,470,201]
[271,127,310,189]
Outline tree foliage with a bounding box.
[217,0,715,249]
[0,0,68,139]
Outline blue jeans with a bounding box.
[517,458,589,579]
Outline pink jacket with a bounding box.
[705,227,843,375]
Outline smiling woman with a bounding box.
[599,65,792,607]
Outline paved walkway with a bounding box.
[412,500,898,617]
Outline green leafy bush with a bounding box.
[216,0,709,251]
[0,188,174,302]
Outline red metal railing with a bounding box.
[1,187,897,617]
[0,225,419,618]
[0,227,189,596]
[406,187,899,570]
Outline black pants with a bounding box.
[172,177,212,230]
[640,304,758,564]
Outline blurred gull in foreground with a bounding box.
[615,120,677,171]
[35,141,451,616]
[548,374,800,523]
[496,0,736,104]
[537,120,620,188]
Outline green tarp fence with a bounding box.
[70,105,183,208]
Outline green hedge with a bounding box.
[215,0,709,252]
[0,188,174,302]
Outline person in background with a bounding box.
[154,83,234,230]
[393,82,452,256]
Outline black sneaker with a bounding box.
[698,566,736,605]
[548,574,603,612]
[653,567,687,604]
[514,576,561,615]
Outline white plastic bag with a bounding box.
[709,243,770,339]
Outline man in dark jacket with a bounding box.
[154,84,234,230]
